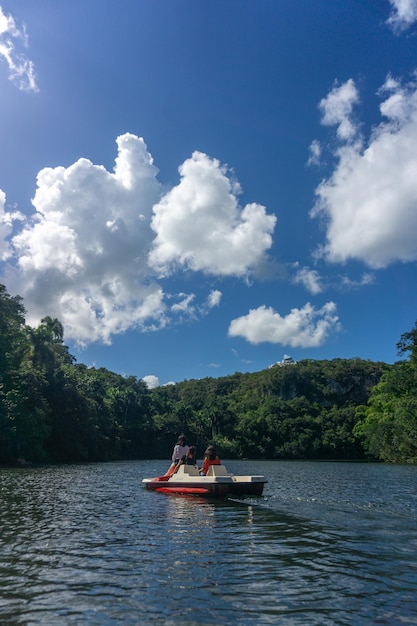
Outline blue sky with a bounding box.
[1,0,417,387]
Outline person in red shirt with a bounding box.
[199,446,221,476]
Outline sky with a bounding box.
[1,0,417,388]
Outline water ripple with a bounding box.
[1,460,417,625]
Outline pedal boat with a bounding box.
[142,463,267,497]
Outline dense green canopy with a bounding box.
[1,283,415,465]
[354,320,417,463]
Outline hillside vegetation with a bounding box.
[1,283,416,465]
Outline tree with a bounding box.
[397,320,417,365]
[354,321,417,463]
[0,285,28,463]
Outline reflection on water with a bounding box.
[1,460,417,625]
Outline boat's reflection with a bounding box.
[157,489,258,538]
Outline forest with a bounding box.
[1,283,416,465]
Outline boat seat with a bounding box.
[206,464,229,477]
[176,464,199,477]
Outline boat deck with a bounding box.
[142,463,267,497]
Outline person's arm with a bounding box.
[172,445,179,461]
[199,458,209,474]
[173,458,183,474]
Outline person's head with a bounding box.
[188,446,197,458]
[204,445,216,460]
[177,435,186,446]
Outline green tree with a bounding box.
[354,322,417,463]
[0,285,30,463]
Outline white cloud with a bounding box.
[0,188,11,260]
[2,134,273,346]
[149,151,276,277]
[387,0,417,32]
[171,293,195,314]
[9,133,165,344]
[318,79,360,142]
[307,140,322,166]
[207,289,222,308]
[142,375,160,389]
[338,272,375,290]
[293,264,323,295]
[0,188,25,261]
[228,302,340,348]
[311,74,417,269]
[168,288,222,319]
[0,6,38,92]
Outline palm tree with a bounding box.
[40,316,64,342]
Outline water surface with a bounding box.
[1,460,417,625]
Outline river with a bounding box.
[1,460,417,625]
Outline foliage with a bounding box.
[354,321,417,463]
[1,282,416,465]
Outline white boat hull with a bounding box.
[142,463,267,497]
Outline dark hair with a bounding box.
[204,445,216,461]
[188,446,197,456]
[177,435,186,445]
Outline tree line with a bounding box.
[1,283,416,465]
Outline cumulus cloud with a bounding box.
[9,134,165,344]
[228,302,340,348]
[318,79,360,142]
[311,74,417,268]
[149,151,276,277]
[0,189,25,260]
[387,0,417,32]
[293,264,323,295]
[142,375,160,389]
[3,134,274,345]
[0,189,11,260]
[0,5,38,92]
